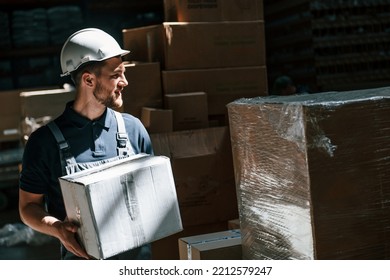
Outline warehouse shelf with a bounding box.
[0,45,61,60]
[264,0,390,92]
[0,0,84,90]
[0,0,80,8]
[0,0,164,90]
[264,0,310,16]
[86,0,162,12]
[316,53,390,67]
[317,69,390,85]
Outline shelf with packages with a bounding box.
[316,69,390,91]
[264,0,310,17]
[265,0,390,16]
[0,45,61,60]
[0,1,85,90]
[0,0,80,9]
[316,52,390,68]
[0,0,165,90]
[86,0,163,12]
[312,17,390,43]
[264,0,390,92]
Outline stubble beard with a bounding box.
[93,81,123,109]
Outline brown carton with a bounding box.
[227,218,240,230]
[19,86,75,142]
[123,21,266,70]
[20,86,75,120]
[164,92,208,131]
[141,107,173,134]
[121,62,163,119]
[162,66,268,115]
[150,126,239,227]
[164,0,264,22]
[0,89,21,141]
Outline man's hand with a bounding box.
[19,189,90,259]
[54,220,90,259]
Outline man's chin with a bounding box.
[111,99,123,109]
[104,97,122,109]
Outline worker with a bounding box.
[18,28,153,260]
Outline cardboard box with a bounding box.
[162,66,268,115]
[1,86,59,142]
[19,86,76,141]
[0,90,21,142]
[228,218,240,230]
[141,107,173,134]
[59,154,183,259]
[150,126,239,226]
[227,87,390,260]
[164,92,208,131]
[1,116,20,142]
[152,221,229,260]
[20,86,75,120]
[179,229,242,260]
[164,0,264,22]
[121,62,163,119]
[122,21,266,70]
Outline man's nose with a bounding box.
[119,75,128,87]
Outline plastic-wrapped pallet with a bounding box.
[227,88,390,259]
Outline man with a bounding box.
[19,28,153,260]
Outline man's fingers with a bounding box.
[62,220,78,233]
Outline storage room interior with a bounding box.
[1,0,390,260]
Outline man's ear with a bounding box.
[82,73,94,87]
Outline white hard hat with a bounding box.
[60,28,130,77]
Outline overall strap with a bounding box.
[47,121,77,176]
[47,111,134,175]
[114,111,134,156]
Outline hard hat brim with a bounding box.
[60,49,130,77]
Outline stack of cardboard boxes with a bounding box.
[120,61,164,129]
[121,0,268,259]
[123,0,268,127]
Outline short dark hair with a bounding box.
[71,60,105,86]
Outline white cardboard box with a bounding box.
[59,154,183,259]
[179,229,242,260]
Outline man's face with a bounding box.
[93,56,128,108]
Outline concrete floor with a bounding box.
[0,188,60,260]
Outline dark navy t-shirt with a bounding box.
[19,101,153,220]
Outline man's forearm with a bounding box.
[19,202,61,239]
